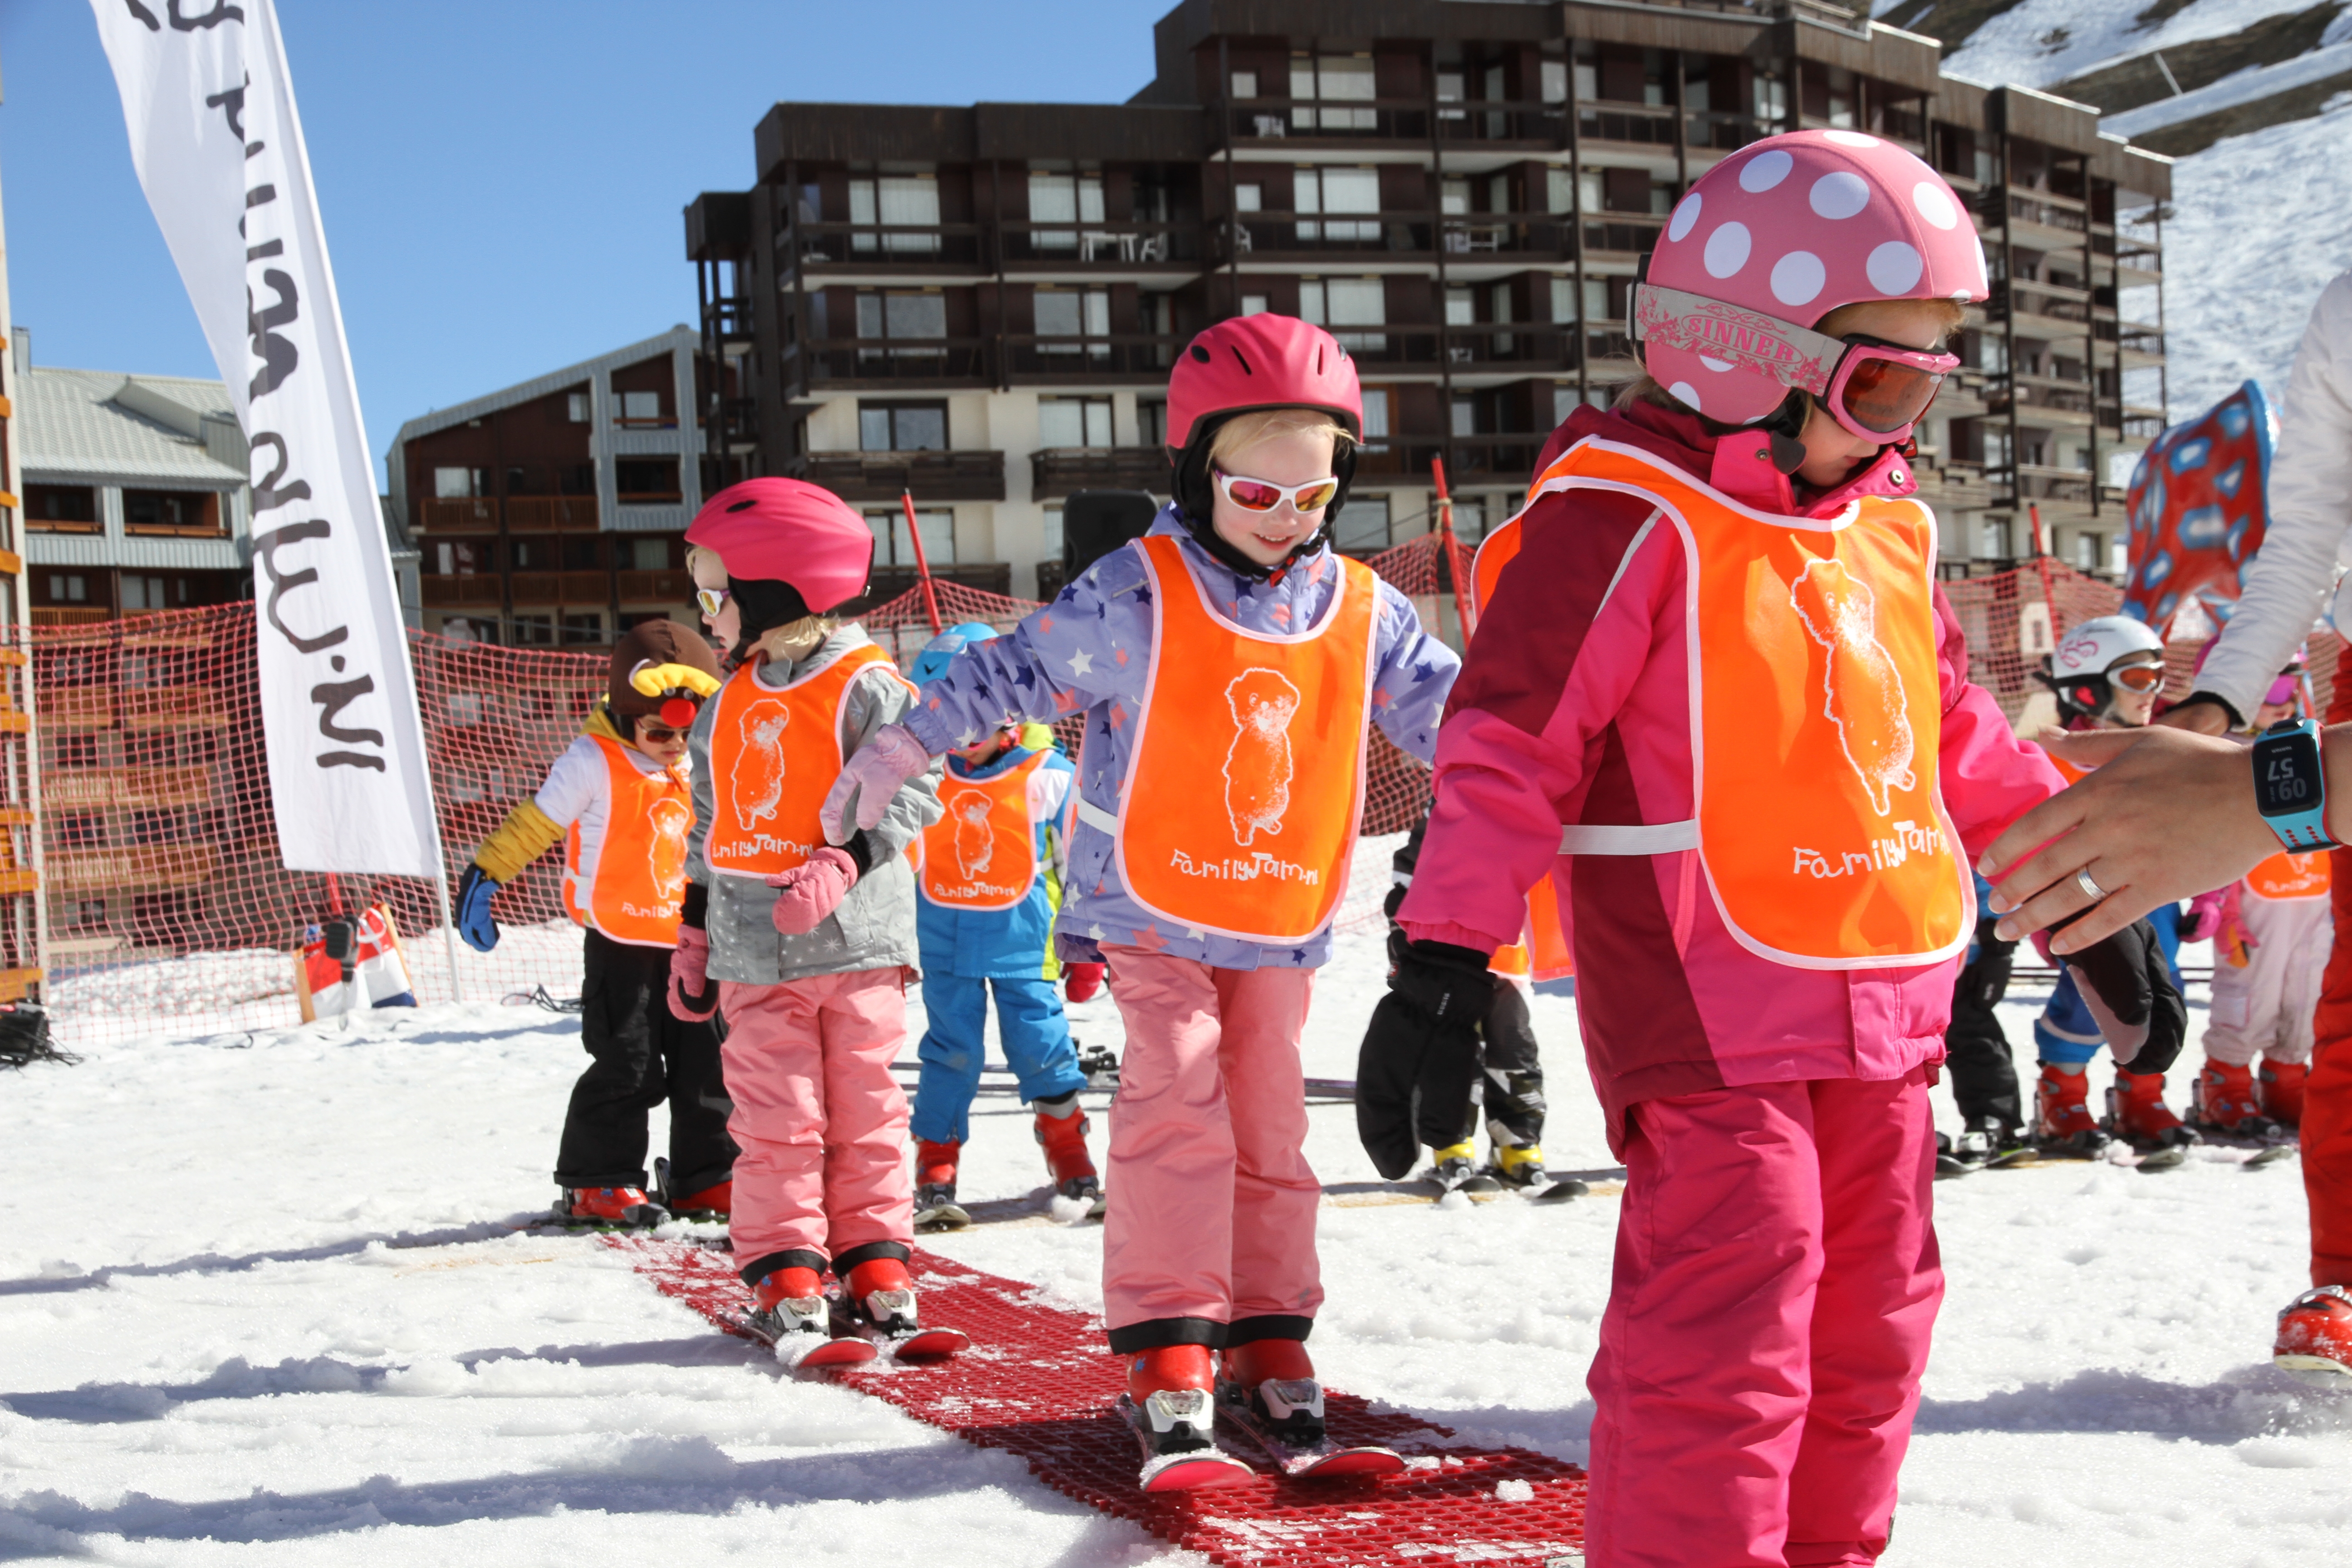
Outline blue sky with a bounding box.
[0,0,1173,480]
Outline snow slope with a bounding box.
[1936,0,2330,93]
[2,837,2347,1563]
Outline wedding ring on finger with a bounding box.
[2075,867,2107,902]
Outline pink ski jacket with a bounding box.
[1398,401,2065,1153]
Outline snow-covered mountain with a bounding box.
[1879,0,2352,415]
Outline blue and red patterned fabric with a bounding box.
[2122,379,2278,630]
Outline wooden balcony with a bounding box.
[508,570,616,608]
[45,766,212,809]
[504,496,599,532]
[419,497,498,533]
[799,450,1006,504]
[31,608,110,630]
[46,843,217,893]
[617,568,695,605]
[118,687,226,729]
[421,575,504,608]
[1031,447,1170,501]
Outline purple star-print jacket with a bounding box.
[902,509,1461,970]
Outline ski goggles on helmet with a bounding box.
[1634,284,1960,443]
[1213,469,1342,514]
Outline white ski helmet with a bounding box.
[2044,614,2165,723]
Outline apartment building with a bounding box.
[684,0,2173,596]
[389,326,703,646]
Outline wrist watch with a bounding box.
[2252,717,2337,850]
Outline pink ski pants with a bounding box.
[1098,946,1321,1348]
[1586,1068,1941,1568]
[717,971,913,1270]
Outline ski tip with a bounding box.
[785,1337,882,1371]
[1534,1178,1591,1201]
[1141,1453,1259,1492]
[2274,1352,2352,1388]
[1295,1446,1407,1479]
[889,1328,971,1361]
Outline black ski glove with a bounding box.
[1356,935,1494,1181]
[2063,915,2187,1076]
[1957,915,2016,1010]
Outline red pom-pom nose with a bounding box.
[660,696,698,728]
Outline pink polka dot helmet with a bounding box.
[1633,129,1988,443]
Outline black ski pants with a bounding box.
[554,929,738,1194]
[1945,918,2023,1132]
[1460,979,1547,1147]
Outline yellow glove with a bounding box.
[631,662,722,700]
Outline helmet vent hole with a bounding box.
[726,499,757,512]
[1190,344,1212,363]
[1230,347,1254,376]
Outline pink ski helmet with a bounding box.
[1167,313,1363,451]
[685,478,874,613]
[1636,129,1989,431]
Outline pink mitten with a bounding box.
[819,724,934,843]
[668,926,717,1023]
[767,848,859,936]
[2180,887,2228,944]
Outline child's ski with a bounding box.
[836,1289,972,1362]
[1216,1379,1406,1479]
[733,1298,881,1371]
[1117,1392,1257,1492]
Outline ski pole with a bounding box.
[902,490,944,636]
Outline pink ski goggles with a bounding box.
[1634,284,1960,443]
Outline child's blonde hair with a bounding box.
[1619,298,1967,429]
[1206,408,1354,472]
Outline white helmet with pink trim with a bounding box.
[1634,129,1989,436]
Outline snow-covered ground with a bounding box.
[3,836,2347,1563]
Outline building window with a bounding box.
[848,173,941,255]
[1038,396,1113,449]
[1240,294,1269,317]
[24,484,98,533]
[46,574,89,603]
[122,490,221,537]
[1034,289,1109,355]
[618,389,664,424]
[1333,493,1391,555]
[1137,398,1168,448]
[1542,59,1568,103]
[1980,519,2010,559]
[855,290,948,346]
[434,466,484,499]
[1230,70,1257,99]
[867,506,955,568]
[614,458,682,502]
[121,575,181,611]
[567,391,591,422]
[630,538,672,572]
[858,402,948,452]
[1296,167,1381,243]
[2076,532,2102,573]
[1028,170,1105,251]
[434,540,490,575]
[561,612,607,647]
[1042,505,1064,562]
[1291,54,1377,131]
[1360,387,1391,453]
[1298,277,1386,353]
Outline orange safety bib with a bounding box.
[1117,535,1378,944]
[705,642,902,879]
[2247,848,2332,901]
[563,735,695,946]
[1525,437,1969,970]
[921,749,1048,911]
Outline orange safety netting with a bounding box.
[35,557,2268,1046]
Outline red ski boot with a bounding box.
[2191,1059,2286,1142]
[1216,1339,1405,1478]
[2260,1058,2310,1128]
[913,1139,968,1230]
[554,1185,665,1227]
[2106,1068,2199,1161]
[746,1264,873,1370]
[1122,1345,1251,1491]
[2273,1285,2352,1387]
[670,1180,731,1220]
[1034,1095,1103,1215]
[2033,1064,2108,1156]
[842,1255,968,1360]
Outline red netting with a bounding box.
[610,1234,1588,1567]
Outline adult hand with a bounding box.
[768,846,859,935]
[820,724,934,843]
[669,926,718,1023]
[1977,725,2281,952]
[454,863,501,954]
[1355,936,1494,1181]
[2064,916,2188,1073]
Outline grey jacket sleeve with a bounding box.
[842,662,943,860]
[2193,273,2352,720]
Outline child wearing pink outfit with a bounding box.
[822,314,1460,1486]
[671,478,946,1369]
[1372,131,2185,1565]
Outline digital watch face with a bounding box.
[2256,726,2322,819]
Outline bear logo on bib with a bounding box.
[1790,558,1917,818]
[648,796,692,904]
[949,789,996,878]
[1224,667,1301,848]
[731,703,791,830]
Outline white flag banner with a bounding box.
[90,0,441,876]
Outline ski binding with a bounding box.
[1118,1389,1256,1491]
[1217,1377,1404,1479]
[841,1288,971,1361]
[739,1296,879,1371]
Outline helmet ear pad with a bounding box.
[1170,413,1358,578]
